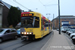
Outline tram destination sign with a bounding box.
[22,13,34,17]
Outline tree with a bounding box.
[7,6,21,27]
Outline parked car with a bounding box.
[72,36,75,43]
[17,29,21,37]
[66,28,71,34]
[70,29,75,38]
[70,33,75,38]
[68,28,75,36]
[57,29,59,31]
[0,28,17,43]
[61,28,66,33]
[15,22,21,29]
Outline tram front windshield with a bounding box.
[21,17,39,28]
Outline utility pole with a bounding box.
[58,0,61,34]
[53,14,54,29]
[53,14,54,20]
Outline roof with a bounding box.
[0,0,22,10]
[52,15,75,22]
[59,15,74,17]
[0,3,4,6]
[0,0,11,9]
[57,15,75,19]
[16,7,22,10]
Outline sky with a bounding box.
[2,0,75,21]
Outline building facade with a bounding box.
[0,0,23,27]
[0,3,3,27]
[0,0,11,27]
[52,15,75,29]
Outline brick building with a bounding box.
[52,15,75,29]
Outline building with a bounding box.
[0,0,23,27]
[0,0,11,27]
[0,2,3,27]
[52,15,75,29]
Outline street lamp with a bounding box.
[58,0,61,34]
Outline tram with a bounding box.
[21,12,52,40]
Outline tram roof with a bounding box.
[21,12,51,22]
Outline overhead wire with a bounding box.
[38,0,57,7]
[13,0,30,10]
[38,0,45,6]
[38,0,57,20]
[44,4,58,6]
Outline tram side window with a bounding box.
[49,23,50,29]
[41,18,44,30]
[49,23,50,27]
[45,23,48,27]
[45,20,49,27]
[34,17,39,27]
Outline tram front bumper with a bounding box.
[21,36,29,40]
[21,35,35,40]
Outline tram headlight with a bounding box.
[30,32,33,34]
[24,32,26,34]
[21,32,33,35]
[30,32,32,34]
[22,32,24,34]
[27,32,33,34]
[27,32,29,34]
[21,32,26,34]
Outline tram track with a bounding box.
[0,38,32,50]
[0,31,53,50]
[12,41,32,50]
[12,31,53,50]
[0,40,32,50]
[0,41,22,50]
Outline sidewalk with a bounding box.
[41,30,75,50]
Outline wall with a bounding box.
[52,17,75,29]
[2,5,9,27]
[0,4,2,27]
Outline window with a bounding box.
[0,29,3,33]
[74,19,75,21]
[5,30,10,33]
[44,20,49,27]
[21,17,39,28]
[11,30,16,32]
[34,17,39,27]
[41,18,44,30]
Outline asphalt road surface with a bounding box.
[0,31,53,50]
[0,30,74,50]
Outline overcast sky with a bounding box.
[2,0,75,21]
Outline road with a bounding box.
[0,31,53,50]
[0,30,75,50]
